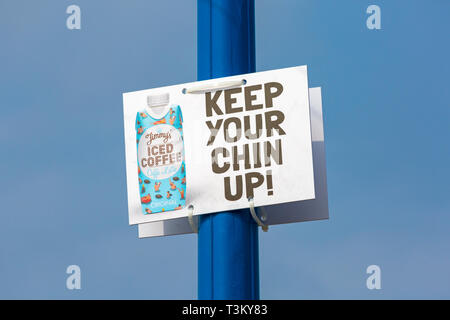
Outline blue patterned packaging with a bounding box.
[136,93,186,214]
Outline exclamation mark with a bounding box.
[266,170,273,196]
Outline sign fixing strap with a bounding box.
[183,79,246,94]
[188,205,198,233]
[248,197,269,232]
[188,200,268,233]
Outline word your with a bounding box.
[66,5,81,30]
[205,82,285,200]
[66,265,81,290]
[366,265,381,290]
[366,5,381,30]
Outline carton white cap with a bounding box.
[147,93,169,107]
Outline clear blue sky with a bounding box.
[1,0,449,299]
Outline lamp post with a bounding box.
[197,0,259,300]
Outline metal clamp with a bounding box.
[182,79,246,94]
[248,197,268,232]
[188,205,198,233]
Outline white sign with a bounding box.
[138,87,328,238]
[123,66,315,225]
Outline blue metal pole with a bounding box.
[197,0,259,300]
